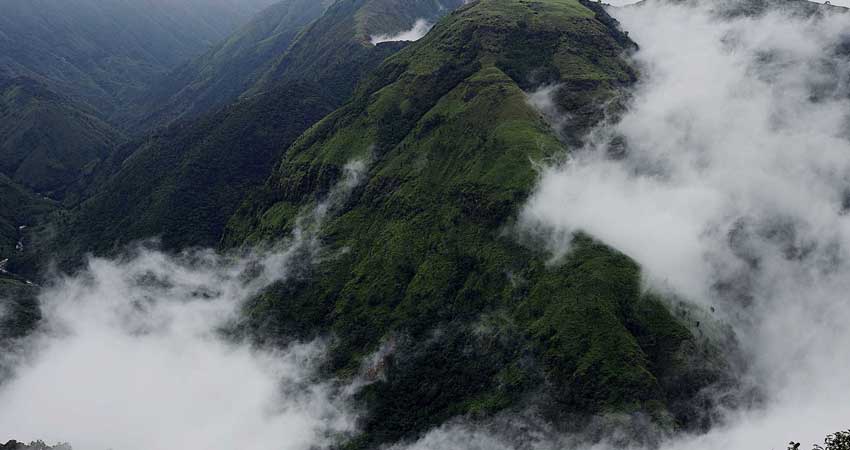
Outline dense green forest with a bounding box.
[32,0,464,272]
[0,77,124,197]
[0,0,277,119]
[223,2,733,447]
[0,0,847,448]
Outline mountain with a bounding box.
[3,0,849,447]
[0,77,124,198]
[222,0,728,447]
[133,0,466,131]
[0,0,278,118]
[39,0,467,268]
[0,273,39,342]
[0,440,68,450]
[0,273,39,389]
[40,81,336,262]
[249,0,468,102]
[0,174,53,263]
[130,0,335,130]
[717,0,847,16]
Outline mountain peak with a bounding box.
[221,1,725,447]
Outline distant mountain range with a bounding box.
[37,0,465,270]
[0,0,278,118]
[2,0,847,448]
[129,0,466,131]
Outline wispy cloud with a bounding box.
[370,19,433,44]
[518,1,850,448]
[0,160,369,450]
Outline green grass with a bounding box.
[224,0,723,447]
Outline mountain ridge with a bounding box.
[132,0,466,132]
[127,0,335,131]
[0,76,124,198]
[223,0,731,447]
[0,0,278,119]
[35,0,468,272]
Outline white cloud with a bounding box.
[370,19,433,45]
[0,160,369,450]
[387,424,517,450]
[519,1,850,449]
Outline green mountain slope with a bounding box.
[251,0,467,102]
[0,77,124,198]
[130,0,335,130]
[44,81,337,260]
[224,0,726,446]
[0,270,41,386]
[0,274,39,341]
[133,0,465,131]
[0,0,277,118]
[0,174,53,263]
[39,0,465,268]
[0,441,69,450]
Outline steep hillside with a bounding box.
[0,174,53,264]
[634,0,848,16]
[0,273,40,386]
[0,77,123,198]
[134,0,465,131]
[0,0,277,118]
[40,81,336,262]
[718,0,848,16]
[225,0,727,447]
[38,0,465,269]
[0,441,69,450]
[251,0,468,102]
[0,274,39,342]
[131,0,335,130]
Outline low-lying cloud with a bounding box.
[370,19,433,44]
[353,1,850,450]
[518,1,850,448]
[0,160,368,450]
[6,0,850,447]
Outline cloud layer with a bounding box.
[370,19,433,44]
[517,1,850,448]
[0,160,369,450]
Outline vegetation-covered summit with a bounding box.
[224,0,727,447]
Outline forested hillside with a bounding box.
[2,0,847,449]
[133,0,466,130]
[0,0,278,118]
[224,1,728,447]
[47,81,337,259]
[129,0,335,130]
[42,0,464,269]
[0,77,123,197]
